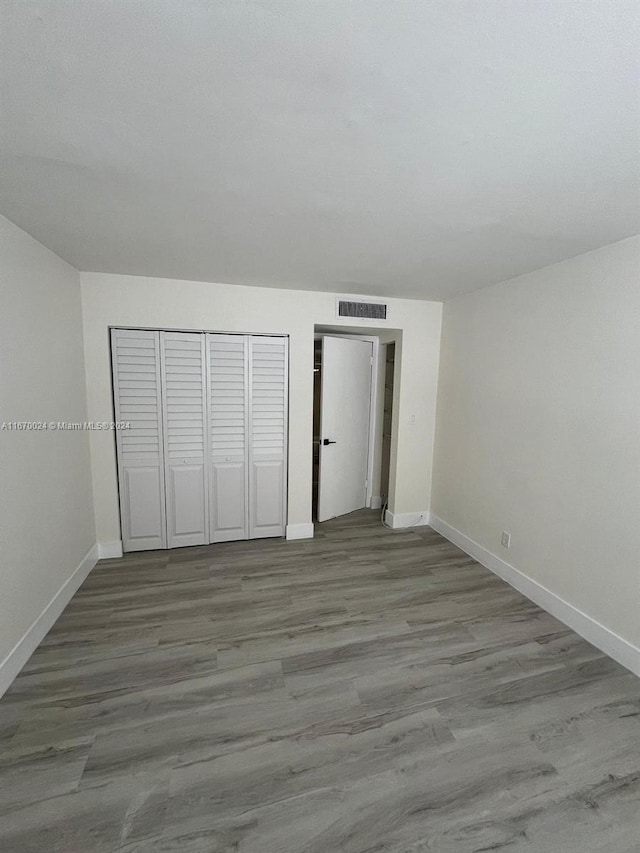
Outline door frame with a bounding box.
[315,332,380,510]
[110,326,289,549]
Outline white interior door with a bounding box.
[160,331,209,548]
[249,336,288,538]
[318,336,372,522]
[207,333,249,542]
[111,328,167,552]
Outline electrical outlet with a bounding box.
[501,531,511,549]
[408,414,416,425]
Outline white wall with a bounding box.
[0,216,96,694]
[431,236,640,668]
[80,274,442,545]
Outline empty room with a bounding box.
[1,1,639,851]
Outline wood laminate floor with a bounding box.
[1,511,639,852]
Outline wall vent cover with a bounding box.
[337,299,387,320]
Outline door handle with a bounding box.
[322,439,337,445]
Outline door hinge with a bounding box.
[370,356,374,366]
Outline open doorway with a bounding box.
[380,341,395,509]
[312,338,322,520]
[312,330,396,523]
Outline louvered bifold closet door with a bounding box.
[160,332,209,548]
[111,329,167,552]
[206,334,249,542]
[249,336,288,538]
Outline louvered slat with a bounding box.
[160,332,208,547]
[111,328,167,551]
[206,333,248,542]
[249,336,287,538]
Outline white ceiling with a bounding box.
[1,1,638,300]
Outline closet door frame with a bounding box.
[111,328,168,552]
[206,333,250,543]
[160,331,210,549]
[111,327,289,550]
[248,335,289,539]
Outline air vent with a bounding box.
[337,300,387,320]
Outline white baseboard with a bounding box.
[286,523,314,541]
[428,513,640,678]
[370,496,382,510]
[385,509,430,529]
[0,543,99,698]
[98,541,123,559]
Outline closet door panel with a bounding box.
[169,465,207,534]
[207,334,248,542]
[249,336,288,539]
[161,332,208,548]
[111,329,166,552]
[251,459,284,530]
[211,461,246,535]
[124,467,165,541]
